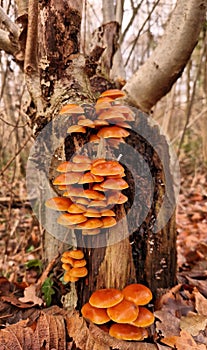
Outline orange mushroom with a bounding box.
[53,172,83,185]
[56,161,73,172]
[69,266,88,278]
[59,104,84,115]
[77,218,103,230]
[109,323,148,341]
[89,288,124,308]
[91,160,124,176]
[67,125,86,133]
[101,216,117,228]
[72,155,91,164]
[65,249,84,260]
[107,299,139,323]
[81,303,110,324]
[97,126,130,139]
[122,283,152,306]
[130,307,155,328]
[57,213,87,226]
[99,89,125,99]
[45,197,72,211]
[100,178,129,190]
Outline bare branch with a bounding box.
[24,0,38,73]
[124,0,207,112]
[0,28,17,54]
[120,0,145,44]
[0,6,19,39]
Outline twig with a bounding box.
[124,0,160,67]
[0,134,32,176]
[37,254,59,288]
[0,6,19,39]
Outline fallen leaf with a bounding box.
[18,285,43,306]
[180,312,207,336]
[161,335,180,347]
[176,330,206,350]
[193,289,207,317]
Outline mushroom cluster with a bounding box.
[45,89,134,236]
[81,283,155,341]
[45,89,134,235]
[61,249,88,283]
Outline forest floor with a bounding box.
[0,168,207,349]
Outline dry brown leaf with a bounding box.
[193,289,207,317]
[154,310,180,338]
[180,312,207,337]
[175,330,206,350]
[160,335,180,347]
[18,285,43,306]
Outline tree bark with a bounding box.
[124,0,207,112]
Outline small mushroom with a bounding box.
[72,155,91,164]
[63,271,79,283]
[78,172,104,184]
[100,178,129,190]
[91,160,124,176]
[45,197,72,211]
[122,283,152,306]
[109,323,148,341]
[53,172,83,185]
[78,119,96,128]
[59,104,84,115]
[56,161,73,172]
[99,209,115,217]
[77,218,103,230]
[57,213,87,226]
[97,126,130,139]
[107,191,128,205]
[81,303,110,324]
[89,288,124,308]
[107,299,139,323]
[67,203,86,214]
[72,163,91,172]
[130,307,155,328]
[99,89,125,100]
[67,125,86,133]
[98,110,126,123]
[72,259,87,268]
[101,216,117,228]
[66,249,84,259]
[69,266,88,278]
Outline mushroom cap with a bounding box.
[67,125,86,133]
[72,163,91,172]
[91,160,124,176]
[61,256,74,265]
[100,89,125,99]
[122,284,152,305]
[107,299,138,323]
[87,200,108,208]
[130,307,155,327]
[109,105,135,121]
[62,263,71,271]
[89,288,124,308]
[59,104,84,115]
[72,155,91,164]
[67,203,86,214]
[77,218,103,230]
[115,121,131,129]
[81,303,110,324]
[109,323,148,341]
[69,266,88,277]
[78,172,104,184]
[53,172,83,185]
[45,197,72,211]
[63,186,105,200]
[97,126,130,139]
[56,161,73,172]
[98,110,126,122]
[65,249,84,259]
[78,119,95,128]
[100,178,129,190]
[92,183,108,192]
[95,102,112,114]
[107,191,128,205]
[101,216,117,228]
[84,210,102,218]
[92,158,106,166]
[73,197,90,206]
[72,259,87,268]
[57,213,87,225]
[93,120,109,126]
[89,134,100,143]
[63,271,79,283]
[100,209,115,216]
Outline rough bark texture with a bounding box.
[124,0,207,112]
